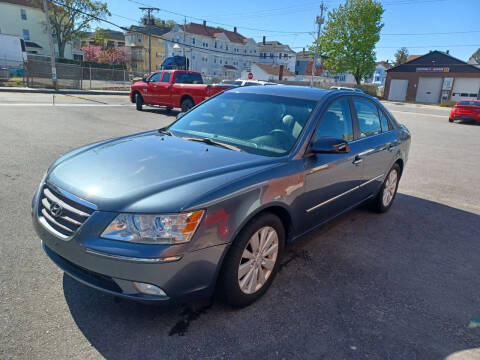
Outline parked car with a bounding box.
[233,79,278,86]
[330,86,364,92]
[130,70,232,112]
[32,86,410,307]
[449,100,480,123]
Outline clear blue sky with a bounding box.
[103,0,479,62]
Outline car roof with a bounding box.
[228,85,330,101]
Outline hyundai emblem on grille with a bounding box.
[49,202,63,217]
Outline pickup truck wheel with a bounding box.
[135,93,143,111]
[219,213,285,308]
[181,98,194,112]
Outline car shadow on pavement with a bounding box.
[140,108,180,118]
[63,193,480,359]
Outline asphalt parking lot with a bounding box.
[0,93,479,359]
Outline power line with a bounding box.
[126,0,312,34]
[50,0,479,63]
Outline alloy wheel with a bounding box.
[238,226,279,295]
[382,169,398,207]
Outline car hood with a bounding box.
[47,131,279,212]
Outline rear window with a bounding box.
[175,73,203,84]
[458,101,480,106]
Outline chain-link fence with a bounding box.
[22,55,144,90]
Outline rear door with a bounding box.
[156,71,172,105]
[302,97,365,229]
[351,97,397,198]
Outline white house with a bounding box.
[242,63,295,82]
[0,0,81,59]
[164,21,259,79]
[257,38,296,74]
[365,61,392,86]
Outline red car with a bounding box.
[130,70,232,112]
[449,100,480,123]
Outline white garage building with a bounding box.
[385,51,480,104]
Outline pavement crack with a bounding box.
[168,302,213,336]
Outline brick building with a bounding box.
[385,51,480,103]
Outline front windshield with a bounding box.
[169,92,316,157]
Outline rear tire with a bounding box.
[135,93,143,111]
[181,97,194,112]
[371,163,401,213]
[449,118,454,123]
[219,213,285,308]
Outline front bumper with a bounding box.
[32,191,228,303]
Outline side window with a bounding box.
[353,98,381,138]
[379,109,391,132]
[149,73,161,82]
[316,98,354,141]
[161,72,170,83]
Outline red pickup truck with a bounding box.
[130,70,232,112]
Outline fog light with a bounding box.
[133,282,167,297]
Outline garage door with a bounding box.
[416,77,442,103]
[451,78,480,102]
[388,79,408,101]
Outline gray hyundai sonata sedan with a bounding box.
[32,86,410,307]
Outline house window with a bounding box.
[20,9,27,20]
[137,36,142,42]
[226,45,229,50]
[215,41,217,48]
[22,29,30,40]
[192,37,195,44]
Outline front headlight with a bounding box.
[101,211,204,245]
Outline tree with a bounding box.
[469,48,480,65]
[48,0,110,58]
[311,0,384,84]
[80,45,126,64]
[80,44,102,61]
[394,47,409,66]
[139,15,175,29]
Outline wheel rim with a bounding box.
[382,169,398,207]
[238,226,279,295]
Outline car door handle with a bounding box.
[353,156,363,165]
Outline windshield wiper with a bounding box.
[159,128,174,136]
[182,137,243,152]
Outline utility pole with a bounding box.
[140,7,159,73]
[183,17,187,70]
[42,0,57,89]
[311,2,326,87]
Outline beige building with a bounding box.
[0,0,81,59]
[125,25,170,72]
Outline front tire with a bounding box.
[219,213,285,308]
[371,163,401,213]
[135,93,143,111]
[449,118,454,123]
[181,97,194,112]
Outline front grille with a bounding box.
[38,184,95,239]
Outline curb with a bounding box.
[0,87,129,96]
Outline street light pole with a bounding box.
[42,0,57,89]
[311,2,326,87]
[139,7,159,73]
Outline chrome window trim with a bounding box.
[306,173,384,213]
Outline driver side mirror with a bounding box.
[142,74,148,82]
[310,137,350,154]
